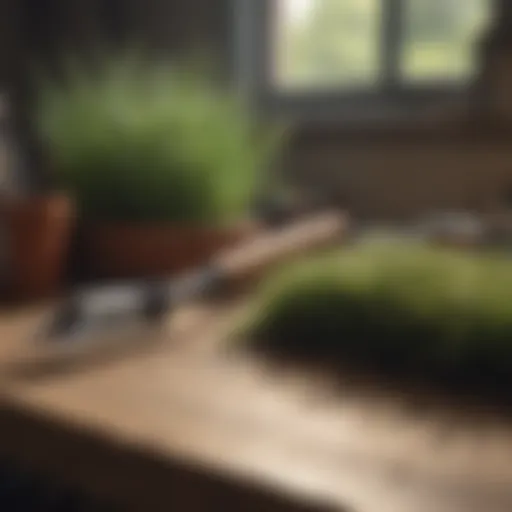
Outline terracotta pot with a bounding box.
[83,220,259,279]
[3,193,74,301]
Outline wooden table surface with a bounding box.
[1,301,512,512]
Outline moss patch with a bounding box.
[243,242,512,391]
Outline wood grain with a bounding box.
[1,302,512,511]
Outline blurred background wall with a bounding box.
[3,0,512,220]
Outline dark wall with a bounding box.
[4,0,107,191]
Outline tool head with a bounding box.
[37,266,224,350]
[10,284,169,378]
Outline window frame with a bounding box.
[235,0,493,120]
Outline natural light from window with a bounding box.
[274,0,492,91]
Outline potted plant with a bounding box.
[35,54,284,279]
[0,94,74,301]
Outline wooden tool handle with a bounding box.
[214,211,347,286]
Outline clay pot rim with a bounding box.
[2,190,69,200]
[1,192,74,217]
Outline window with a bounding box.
[275,0,383,90]
[240,0,493,110]
[400,0,491,83]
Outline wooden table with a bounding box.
[1,301,512,512]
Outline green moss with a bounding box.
[244,242,512,387]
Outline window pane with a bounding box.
[274,0,382,91]
[402,0,492,83]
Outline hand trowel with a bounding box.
[20,212,347,370]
